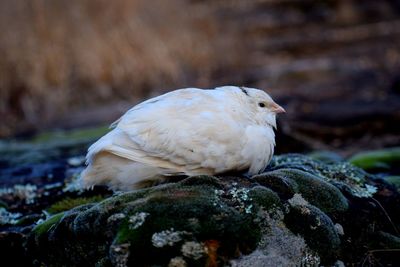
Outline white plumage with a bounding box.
[80,86,285,191]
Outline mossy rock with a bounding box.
[268,154,369,182]
[26,153,399,266]
[253,172,299,200]
[254,169,348,213]
[268,154,377,198]
[248,186,282,210]
[47,195,106,214]
[279,169,348,213]
[29,178,262,267]
[32,212,65,238]
[30,204,100,266]
[284,203,340,264]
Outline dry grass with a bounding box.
[0,0,242,137]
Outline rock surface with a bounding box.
[1,128,400,266]
[2,152,399,265]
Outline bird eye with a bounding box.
[258,102,266,108]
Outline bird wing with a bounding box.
[102,88,253,174]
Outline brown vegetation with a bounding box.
[0,0,241,137]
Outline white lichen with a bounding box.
[300,250,321,267]
[228,184,253,214]
[310,216,322,230]
[128,212,149,229]
[63,170,85,192]
[214,184,254,213]
[107,213,127,223]
[365,184,378,195]
[231,211,312,267]
[244,204,253,214]
[335,223,344,236]
[35,218,45,225]
[110,243,130,267]
[334,260,346,267]
[168,257,187,267]
[0,207,22,225]
[67,156,85,166]
[213,189,224,208]
[181,241,204,260]
[271,155,379,198]
[0,184,37,204]
[152,228,187,248]
[287,193,312,215]
[288,193,309,207]
[43,182,63,190]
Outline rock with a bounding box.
[29,179,262,266]
[0,126,109,188]
[254,169,348,213]
[252,173,298,200]
[248,186,281,210]
[268,154,378,198]
[284,200,341,264]
[0,207,22,225]
[0,151,397,266]
[278,169,349,213]
[0,231,31,266]
[373,231,400,249]
[231,208,320,267]
[360,231,400,267]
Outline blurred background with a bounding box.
[1,0,400,155]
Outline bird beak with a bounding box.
[270,102,286,114]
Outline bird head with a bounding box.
[236,86,285,129]
[215,86,285,128]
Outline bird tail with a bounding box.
[79,151,168,191]
[79,151,116,189]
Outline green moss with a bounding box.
[114,186,222,245]
[47,196,105,214]
[270,154,367,183]
[248,186,281,210]
[253,172,299,200]
[349,147,400,171]
[269,154,377,198]
[33,212,65,237]
[261,169,348,213]
[284,204,340,264]
[108,184,261,266]
[285,168,348,213]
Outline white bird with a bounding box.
[80,86,285,191]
